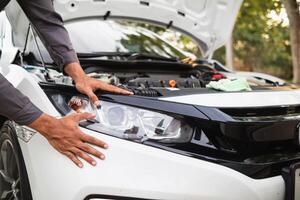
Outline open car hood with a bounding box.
[6,0,243,56]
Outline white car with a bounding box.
[0,0,299,200]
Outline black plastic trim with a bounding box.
[85,194,157,200]
[282,162,300,200]
[221,105,300,117]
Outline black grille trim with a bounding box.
[220,105,300,118]
[85,194,157,200]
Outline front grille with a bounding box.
[220,105,300,121]
[84,194,154,200]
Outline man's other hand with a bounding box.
[64,62,133,106]
[29,113,108,168]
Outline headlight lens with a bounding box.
[53,95,194,143]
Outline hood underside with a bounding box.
[54,0,243,55]
[6,0,243,56]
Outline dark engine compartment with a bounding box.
[78,59,226,96]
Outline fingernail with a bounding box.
[94,101,101,109]
[100,155,105,160]
[104,144,109,149]
[94,101,101,106]
[78,163,83,168]
[92,161,97,166]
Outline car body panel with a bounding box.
[18,126,285,200]
[0,64,60,116]
[160,90,300,108]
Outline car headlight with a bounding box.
[51,94,194,143]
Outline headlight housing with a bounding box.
[51,94,194,143]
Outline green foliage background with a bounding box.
[214,0,292,79]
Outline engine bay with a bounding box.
[21,52,290,98]
[25,58,227,97]
[39,61,225,96]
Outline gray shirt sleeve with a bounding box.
[0,0,77,125]
[16,0,79,72]
[0,73,43,125]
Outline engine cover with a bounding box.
[127,78,204,88]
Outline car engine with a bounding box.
[36,64,225,97]
[88,73,205,88]
[23,57,226,97]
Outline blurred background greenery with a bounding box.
[214,0,292,80]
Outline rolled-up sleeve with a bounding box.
[16,0,79,72]
[0,74,43,125]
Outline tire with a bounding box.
[0,121,32,200]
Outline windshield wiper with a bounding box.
[127,53,179,62]
[77,52,179,62]
[77,52,132,58]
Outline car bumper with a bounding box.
[19,127,285,200]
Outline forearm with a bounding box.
[0,74,43,125]
[64,62,86,82]
[28,113,57,137]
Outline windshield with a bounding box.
[28,19,200,63]
[65,19,191,59]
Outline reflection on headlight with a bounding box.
[107,106,126,126]
[68,96,194,143]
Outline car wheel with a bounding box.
[0,121,32,200]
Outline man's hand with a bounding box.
[64,62,133,106]
[75,75,133,106]
[29,113,107,168]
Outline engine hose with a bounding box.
[133,88,161,97]
[118,85,161,97]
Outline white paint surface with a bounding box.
[161,90,300,108]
